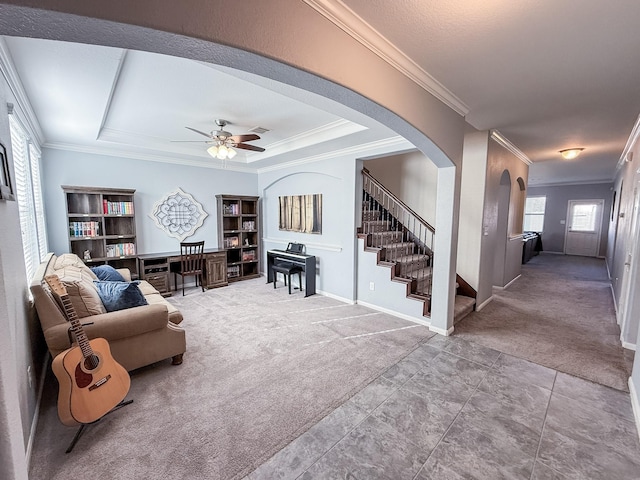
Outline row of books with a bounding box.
[106,243,136,257]
[103,200,134,215]
[223,203,240,215]
[227,265,240,277]
[224,236,240,248]
[70,221,100,238]
[242,250,256,261]
[242,220,256,230]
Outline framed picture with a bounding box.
[278,194,322,234]
[0,142,15,201]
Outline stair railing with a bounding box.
[361,168,435,298]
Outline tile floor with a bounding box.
[247,335,640,480]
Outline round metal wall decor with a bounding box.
[150,187,208,241]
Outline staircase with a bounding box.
[358,168,476,324]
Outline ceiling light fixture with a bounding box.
[207,142,238,160]
[559,148,584,160]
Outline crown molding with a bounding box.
[0,37,45,145]
[528,179,614,188]
[43,141,255,173]
[490,130,532,165]
[257,135,413,174]
[246,119,366,163]
[303,0,469,116]
[617,112,640,172]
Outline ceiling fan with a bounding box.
[176,119,266,160]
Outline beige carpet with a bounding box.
[455,253,634,391]
[28,278,433,480]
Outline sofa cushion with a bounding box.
[94,281,148,312]
[54,253,98,280]
[54,266,106,318]
[91,265,126,282]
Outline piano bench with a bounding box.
[272,262,303,295]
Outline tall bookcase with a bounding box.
[216,194,260,282]
[63,186,138,277]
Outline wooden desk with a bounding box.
[138,248,227,295]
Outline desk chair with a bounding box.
[175,241,205,296]
[272,261,303,294]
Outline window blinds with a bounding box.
[9,115,47,283]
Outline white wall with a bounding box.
[458,131,489,293]
[42,148,258,256]
[364,150,438,225]
[258,156,358,300]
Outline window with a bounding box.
[9,114,47,283]
[569,203,598,232]
[523,196,546,232]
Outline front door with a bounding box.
[565,199,604,257]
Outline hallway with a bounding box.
[455,253,634,391]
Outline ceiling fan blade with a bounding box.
[170,140,211,143]
[185,126,213,138]
[229,134,260,143]
[235,143,265,152]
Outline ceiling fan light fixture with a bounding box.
[207,145,219,158]
[559,148,584,160]
[227,147,237,159]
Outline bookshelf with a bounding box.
[216,194,260,282]
[63,186,138,277]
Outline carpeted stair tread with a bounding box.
[454,295,476,324]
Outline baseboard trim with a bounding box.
[429,325,455,336]
[27,352,49,469]
[629,376,640,443]
[476,295,494,311]
[542,251,565,255]
[356,300,430,327]
[621,339,637,351]
[318,289,355,305]
[494,274,521,291]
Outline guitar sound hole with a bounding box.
[84,354,100,371]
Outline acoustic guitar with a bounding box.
[45,274,131,426]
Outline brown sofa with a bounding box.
[30,253,186,371]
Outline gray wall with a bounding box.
[42,148,258,256]
[0,72,35,479]
[527,183,613,256]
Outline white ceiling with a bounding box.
[3,0,640,184]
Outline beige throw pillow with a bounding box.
[54,266,106,318]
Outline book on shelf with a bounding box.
[103,200,134,215]
[242,220,255,230]
[224,236,240,248]
[223,203,239,215]
[242,250,256,262]
[106,242,136,257]
[69,221,101,238]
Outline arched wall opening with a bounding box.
[0,7,469,476]
[0,3,465,332]
[493,170,512,287]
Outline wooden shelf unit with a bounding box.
[216,194,260,282]
[63,185,138,277]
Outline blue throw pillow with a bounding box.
[94,280,148,312]
[91,265,126,282]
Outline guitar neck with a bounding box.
[58,294,93,359]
